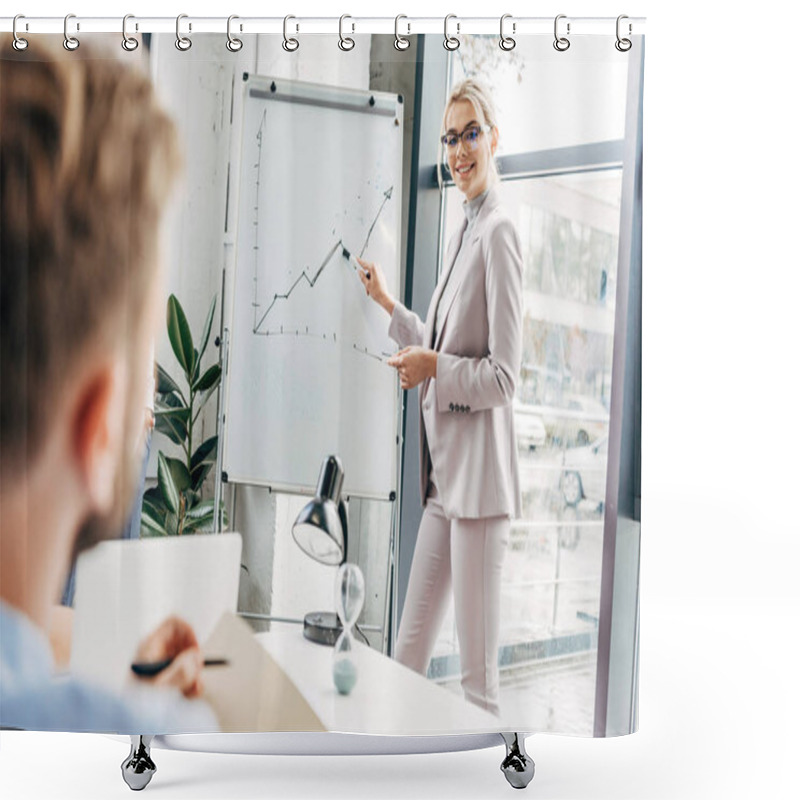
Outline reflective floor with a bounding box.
[437,651,596,736]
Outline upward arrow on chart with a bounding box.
[359,186,393,258]
[252,184,394,334]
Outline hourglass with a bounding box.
[332,562,365,695]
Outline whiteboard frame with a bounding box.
[221,73,404,503]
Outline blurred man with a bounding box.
[0,35,216,733]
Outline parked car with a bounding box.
[514,402,547,451]
[562,394,610,447]
[561,436,608,506]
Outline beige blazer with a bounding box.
[389,185,523,519]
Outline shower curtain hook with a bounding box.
[553,14,570,52]
[63,13,80,51]
[283,15,299,51]
[338,15,355,51]
[122,14,139,51]
[444,14,460,51]
[394,15,410,51]
[499,14,516,51]
[615,15,632,52]
[12,15,28,51]
[175,14,192,51]
[227,15,243,52]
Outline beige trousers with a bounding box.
[394,485,510,717]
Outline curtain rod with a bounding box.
[0,16,646,37]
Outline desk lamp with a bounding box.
[292,455,355,646]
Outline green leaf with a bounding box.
[164,510,179,537]
[154,405,190,423]
[185,499,216,520]
[143,485,162,503]
[141,507,168,537]
[191,349,200,386]
[184,489,201,511]
[192,363,221,393]
[183,499,217,534]
[163,455,191,494]
[198,296,217,362]
[190,463,214,492]
[154,404,189,446]
[190,436,218,491]
[167,294,195,379]
[142,491,165,520]
[155,362,183,397]
[193,384,221,426]
[156,391,186,411]
[190,436,218,469]
[154,415,186,446]
[157,452,181,515]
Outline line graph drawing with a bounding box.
[225,76,402,498]
[250,109,395,361]
[253,239,341,333]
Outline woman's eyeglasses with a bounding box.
[441,124,491,151]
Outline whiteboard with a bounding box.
[223,76,403,499]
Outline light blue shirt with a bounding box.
[0,601,219,734]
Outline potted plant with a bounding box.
[141,294,226,536]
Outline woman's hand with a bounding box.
[388,346,438,390]
[132,616,205,699]
[355,257,394,316]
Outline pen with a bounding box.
[343,246,370,279]
[131,657,229,677]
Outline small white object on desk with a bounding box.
[257,627,500,735]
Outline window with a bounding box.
[425,36,628,734]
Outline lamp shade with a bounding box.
[291,456,346,566]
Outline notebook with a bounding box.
[70,533,242,693]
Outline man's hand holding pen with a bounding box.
[131,616,207,699]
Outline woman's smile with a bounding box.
[444,99,497,201]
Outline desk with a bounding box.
[255,627,500,735]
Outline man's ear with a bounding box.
[71,357,127,513]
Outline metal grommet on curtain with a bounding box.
[63,14,80,51]
[227,15,243,52]
[338,15,355,51]
[175,14,192,51]
[12,15,28,51]
[615,15,632,52]
[499,14,516,51]
[553,14,570,52]
[122,14,139,52]
[443,14,460,51]
[394,15,410,51]
[283,15,299,52]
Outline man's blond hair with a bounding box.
[1,36,181,471]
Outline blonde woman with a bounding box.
[357,79,523,716]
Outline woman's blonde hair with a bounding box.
[437,78,499,189]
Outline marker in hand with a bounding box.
[131,656,229,677]
[344,246,370,279]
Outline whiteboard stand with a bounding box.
[212,326,230,535]
[213,75,405,655]
[212,318,402,656]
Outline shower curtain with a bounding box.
[0,22,643,743]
